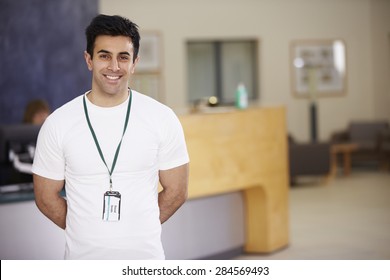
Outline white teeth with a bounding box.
[106,75,119,80]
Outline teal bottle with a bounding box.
[235,83,248,109]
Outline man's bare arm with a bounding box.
[158,163,189,224]
[33,174,67,229]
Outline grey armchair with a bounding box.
[378,128,390,169]
[331,120,389,167]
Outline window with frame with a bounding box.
[187,40,259,105]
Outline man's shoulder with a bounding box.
[44,94,85,128]
[132,90,173,116]
[56,94,84,113]
[51,94,84,116]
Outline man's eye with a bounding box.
[99,54,110,60]
[119,56,130,61]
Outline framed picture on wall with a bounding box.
[137,32,162,73]
[290,39,347,98]
[131,32,164,102]
[131,73,163,102]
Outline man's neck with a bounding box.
[87,89,129,107]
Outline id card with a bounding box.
[102,191,121,222]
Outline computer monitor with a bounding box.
[0,124,41,186]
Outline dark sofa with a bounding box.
[288,135,331,184]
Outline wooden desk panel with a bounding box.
[179,107,289,253]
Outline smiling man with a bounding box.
[32,15,189,260]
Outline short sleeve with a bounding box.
[32,117,65,180]
[158,110,189,170]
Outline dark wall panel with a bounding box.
[0,0,98,124]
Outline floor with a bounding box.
[237,169,390,260]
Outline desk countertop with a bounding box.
[0,183,35,204]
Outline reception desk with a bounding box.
[180,106,289,253]
[0,106,289,259]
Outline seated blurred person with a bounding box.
[23,99,50,125]
[0,99,49,184]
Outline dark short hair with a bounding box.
[85,14,140,62]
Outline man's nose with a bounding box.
[108,59,120,71]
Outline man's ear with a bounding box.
[84,51,93,71]
[131,56,140,74]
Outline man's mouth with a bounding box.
[104,75,120,80]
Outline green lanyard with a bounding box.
[83,90,132,191]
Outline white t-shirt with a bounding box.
[32,90,189,260]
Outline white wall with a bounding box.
[100,0,390,141]
[371,0,390,121]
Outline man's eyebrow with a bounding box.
[97,49,111,54]
[97,50,131,56]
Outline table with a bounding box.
[330,143,359,176]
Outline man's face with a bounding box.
[84,35,138,97]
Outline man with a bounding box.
[32,14,189,260]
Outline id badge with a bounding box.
[102,191,121,222]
